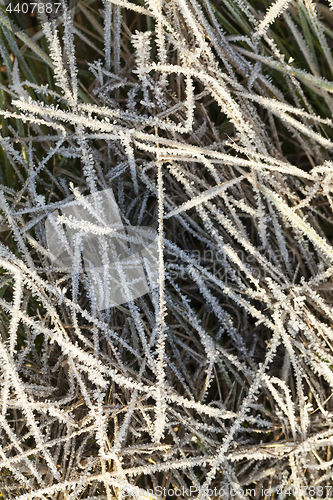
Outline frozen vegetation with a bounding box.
[1,0,333,497]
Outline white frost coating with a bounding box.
[1,0,333,496]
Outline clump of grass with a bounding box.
[1,0,333,498]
